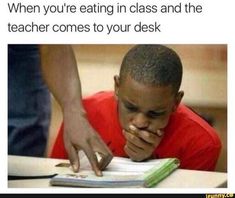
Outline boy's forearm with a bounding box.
[39,45,83,111]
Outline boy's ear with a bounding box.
[172,91,184,112]
[114,75,120,98]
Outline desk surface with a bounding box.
[8,155,227,188]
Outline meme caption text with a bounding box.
[7,1,203,35]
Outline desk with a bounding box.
[8,155,227,188]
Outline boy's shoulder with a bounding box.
[171,104,221,146]
[82,91,116,118]
[175,104,215,131]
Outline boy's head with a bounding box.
[114,45,184,134]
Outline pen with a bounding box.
[8,174,58,180]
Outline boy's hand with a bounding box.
[63,108,113,176]
[123,125,163,161]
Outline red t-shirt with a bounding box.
[51,91,222,171]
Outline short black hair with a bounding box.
[120,45,183,94]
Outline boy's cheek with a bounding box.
[151,116,171,131]
[118,109,130,129]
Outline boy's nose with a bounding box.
[132,113,149,129]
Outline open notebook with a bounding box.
[50,156,180,188]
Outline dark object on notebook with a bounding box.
[8,174,58,180]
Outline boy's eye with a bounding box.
[124,104,138,112]
[147,111,166,118]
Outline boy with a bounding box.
[51,45,221,173]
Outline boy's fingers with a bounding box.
[126,139,143,152]
[127,125,163,144]
[156,129,163,137]
[124,144,144,162]
[124,129,162,149]
[125,132,154,152]
[124,129,153,145]
[129,125,138,132]
[124,144,137,157]
[129,125,163,137]
[137,131,158,144]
